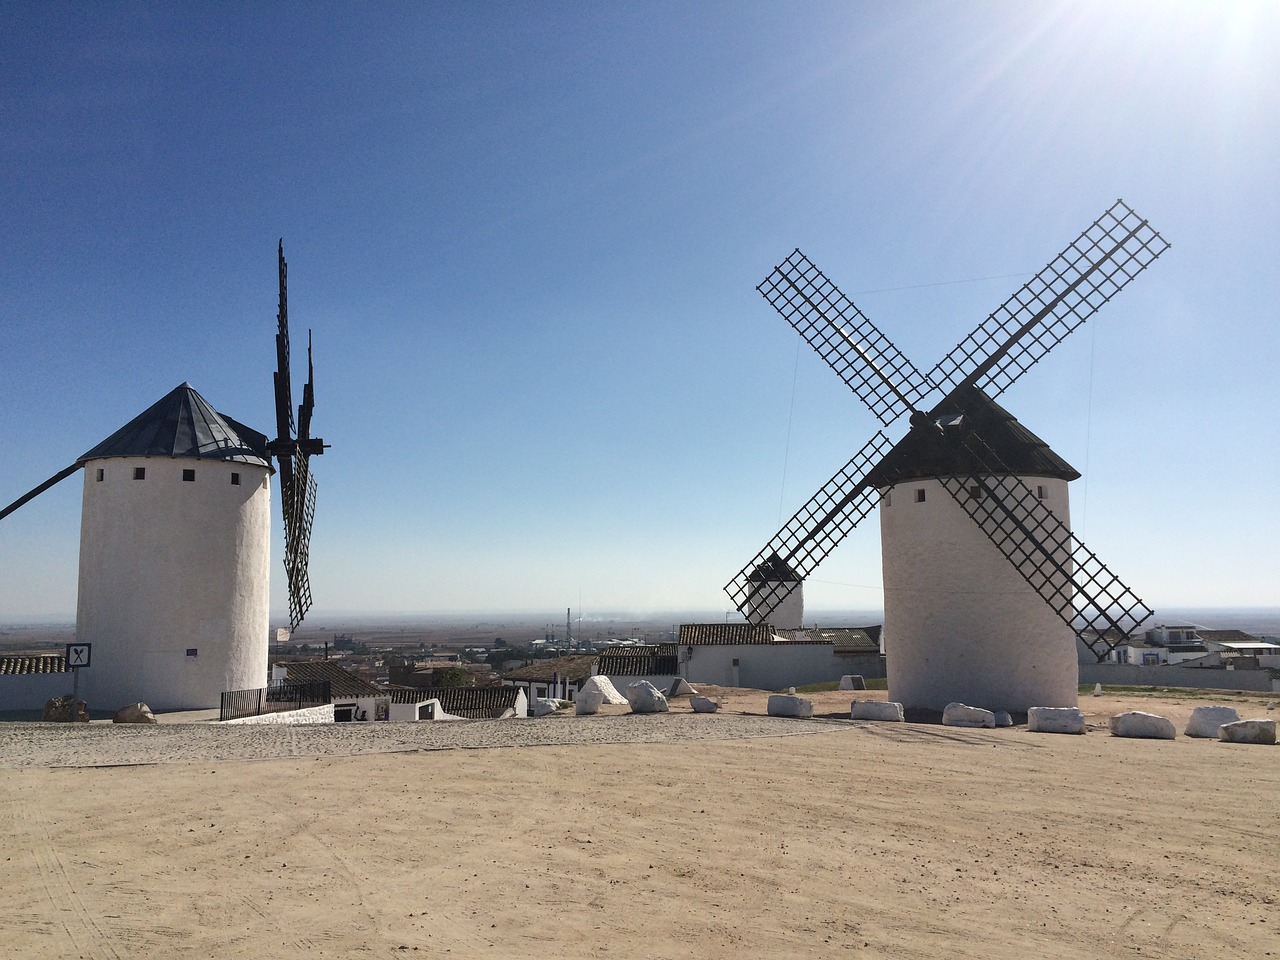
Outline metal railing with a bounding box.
[219,680,331,722]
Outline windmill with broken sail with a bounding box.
[0,242,327,710]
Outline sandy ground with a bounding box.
[1,688,1276,960]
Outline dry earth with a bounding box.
[0,688,1276,960]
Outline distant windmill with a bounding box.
[0,241,326,710]
[726,200,1170,711]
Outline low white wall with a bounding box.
[1078,663,1276,692]
[222,703,335,724]
[684,646,883,690]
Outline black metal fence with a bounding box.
[219,680,331,722]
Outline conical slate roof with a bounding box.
[863,386,1079,487]
[78,383,271,467]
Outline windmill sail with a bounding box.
[758,249,932,425]
[726,431,895,623]
[269,241,325,631]
[928,199,1171,400]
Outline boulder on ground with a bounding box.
[942,702,995,728]
[43,695,89,723]
[580,675,627,705]
[574,690,605,715]
[839,675,866,691]
[1217,719,1276,745]
[767,694,813,719]
[850,700,903,722]
[624,681,669,714]
[1027,706,1086,735]
[531,698,563,717]
[689,695,719,713]
[668,677,696,696]
[1109,710,1176,740]
[1185,705,1242,739]
[112,702,157,724]
[993,711,1014,728]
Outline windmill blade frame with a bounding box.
[0,464,82,523]
[268,241,326,631]
[927,199,1171,401]
[726,431,895,623]
[929,428,1153,659]
[758,250,932,426]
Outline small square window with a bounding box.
[915,489,926,503]
[95,469,104,482]
[133,467,146,480]
[968,485,982,500]
[231,472,240,486]
[182,469,195,482]
[186,648,198,658]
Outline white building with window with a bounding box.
[76,383,273,711]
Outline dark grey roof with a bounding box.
[1198,630,1263,645]
[502,655,598,684]
[596,644,679,676]
[748,554,800,583]
[776,626,882,653]
[864,386,1078,487]
[0,654,68,675]
[679,623,776,645]
[283,660,381,699]
[678,623,882,649]
[386,686,523,718]
[79,383,271,467]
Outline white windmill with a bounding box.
[0,242,326,711]
[727,201,1170,712]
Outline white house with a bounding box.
[677,623,884,690]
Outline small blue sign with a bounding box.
[66,643,91,668]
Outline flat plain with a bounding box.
[1,688,1276,959]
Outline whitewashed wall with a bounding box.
[879,476,1078,711]
[682,645,883,690]
[76,456,272,711]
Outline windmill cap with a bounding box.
[78,383,272,468]
[864,385,1080,487]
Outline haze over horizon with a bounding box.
[2,3,1277,622]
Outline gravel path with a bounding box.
[0,713,849,768]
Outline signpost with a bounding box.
[65,642,91,705]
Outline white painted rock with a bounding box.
[1109,711,1176,739]
[1027,706,1086,735]
[1217,719,1276,745]
[580,675,628,705]
[624,681,669,714]
[574,690,605,715]
[532,698,562,717]
[994,711,1014,728]
[668,677,696,696]
[767,694,813,719]
[850,700,903,722]
[112,702,157,724]
[1184,705,1242,738]
[942,703,996,728]
[689,696,719,713]
[839,675,866,691]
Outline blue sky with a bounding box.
[1,1,1277,623]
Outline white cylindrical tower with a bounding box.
[746,555,804,629]
[868,387,1081,713]
[879,475,1078,712]
[74,384,273,711]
